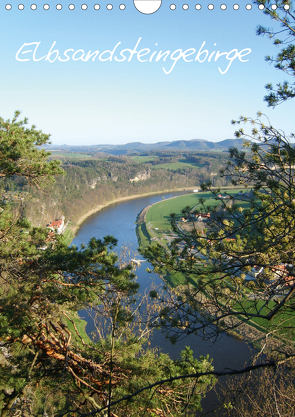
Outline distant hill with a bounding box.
[46,138,245,155]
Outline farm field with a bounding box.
[49,152,93,160]
[142,189,251,245]
[139,191,224,259]
[138,188,247,285]
[152,160,205,170]
[130,155,158,163]
[146,192,218,227]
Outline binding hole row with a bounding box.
[4,3,290,11]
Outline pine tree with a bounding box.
[255,0,295,106]
[0,112,215,416]
[143,114,295,362]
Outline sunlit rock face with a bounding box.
[129,170,151,183]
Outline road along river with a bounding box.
[71,191,255,414]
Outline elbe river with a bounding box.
[72,191,254,414]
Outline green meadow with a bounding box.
[152,160,205,170]
[145,192,218,225]
[233,298,295,341]
[130,155,158,163]
[141,189,249,248]
[49,152,93,159]
[138,189,252,285]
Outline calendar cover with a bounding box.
[1,2,295,416]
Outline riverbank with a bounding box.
[65,185,243,245]
[136,194,295,357]
[66,187,195,245]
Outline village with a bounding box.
[178,204,295,297]
[36,215,67,250]
[147,190,295,298]
[47,215,66,235]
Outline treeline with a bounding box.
[2,154,230,227]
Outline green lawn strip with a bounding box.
[156,259,294,341]
[145,191,246,225]
[191,199,220,213]
[162,271,188,287]
[216,295,272,334]
[160,267,211,288]
[231,298,295,341]
[151,259,295,342]
[148,221,171,232]
[200,277,295,343]
[63,313,91,344]
[62,228,75,246]
[162,264,220,289]
[233,201,253,209]
[136,223,152,250]
[146,222,171,249]
[145,192,211,223]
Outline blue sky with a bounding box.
[0,2,294,145]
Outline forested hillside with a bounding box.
[1,152,230,230]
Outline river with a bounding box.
[71,191,255,414]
